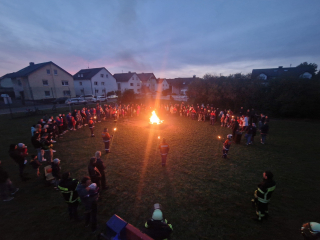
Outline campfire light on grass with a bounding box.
[149,111,163,125]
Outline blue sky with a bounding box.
[0,0,319,78]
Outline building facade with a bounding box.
[73,68,117,96]
[4,61,75,100]
[113,72,142,94]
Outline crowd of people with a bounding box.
[1,101,277,239]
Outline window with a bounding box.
[79,82,82,86]
[101,74,104,77]
[137,83,140,86]
[117,83,121,90]
[46,69,50,75]
[62,81,69,86]
[101,82,105,85]
[44,91,50,97]
[81,74,83,77]
[43,80,48,86]
[102,89,106,93]
[94,82,98,85]
[63,90,71,96]
[78,74,80,77]
[106,75,108,78]
[95,89,99,94]
[130,83,134,86]
[17,79,22,86]
[54,70,57,75]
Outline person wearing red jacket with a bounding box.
[222,134,232,158]
[158,138,169,167]
[88,118,95,137]
[101,128,112,153]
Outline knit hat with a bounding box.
[89,183,97,190]
[53,158,60,164]
[152,209,163,221]
[18,143,25,148]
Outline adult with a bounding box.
[58,172,80,221]
[142,203,173,240]
[158,138,169,167]
[260,122,269,144]
[88,157,101,189]
[76,176,99,233]
[8,144,28,181]
[251,171,276,221]
[0,161,19,201]
[101,128,112,153]
[245,124,254,146]
[251,123,257,144]
[95,151,108,190]
[52,158,61,188]
[231,118,239,142]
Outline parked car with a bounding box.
[92,96,107,102]
[65,98,87,105]
[108,95,118,99]
[79,95,95,101]
[51,97,69,104]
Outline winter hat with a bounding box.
[53,158,60,164]
[89,183,97,190]
[152,209,163,221]
[18,143,25,148]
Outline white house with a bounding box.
[136,73,156,89]
[149,78,170,93]
[166,77,198,95]
[73,68,117,96]
[113,72,142,94]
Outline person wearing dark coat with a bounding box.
[252,171,276,221]
[95,151,108,190]
[88,157,101,189]
[8,144,28,181]
[58,172,80,221]
[0,161,19,201]
[52,158,61,188]
[260,122,269,144]
[231,119,239,142]
[251,123,257,144]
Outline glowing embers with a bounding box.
[149,111,163,125]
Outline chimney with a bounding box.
[193,75,196,78]
[279,66,283,68]
[29,62,34,66]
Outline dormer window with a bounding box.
[78,74,80,77]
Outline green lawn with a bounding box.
[0,110,320,240]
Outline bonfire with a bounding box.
[149,111,163,125]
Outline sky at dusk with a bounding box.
[0,0,319,78]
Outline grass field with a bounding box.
[0,109,320,240]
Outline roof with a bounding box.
[73,67,113,80]
[0,73,15,80]
[136,73,156,82]
[113,72,136,82]
[156,78,167,84]
[166,77,198,87]
[3,61,73,78]
[251,66,314,79]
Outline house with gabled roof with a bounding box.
[166,76,198,95]
[1,61,75,100]
[149,78,170,93]
[251,66,314,80]
[113,72,142,94]
[73,68,117,96]
[136,73,156,89]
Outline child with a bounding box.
[30,155,41,177]
[222,134,232,159]
[88,118,95,137]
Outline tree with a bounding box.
[296,62,318,76]
[120,89,135,103]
